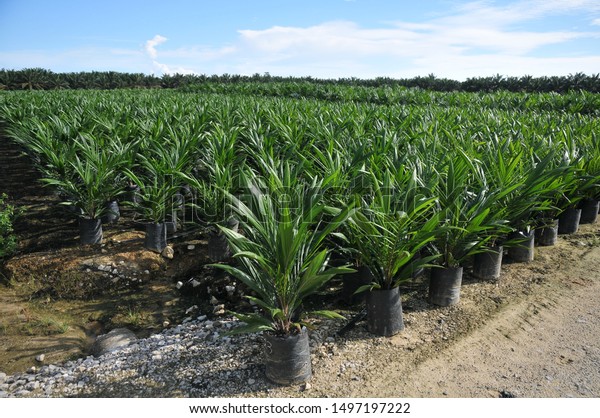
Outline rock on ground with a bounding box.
[90,328,137,357]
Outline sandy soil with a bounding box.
[390,247,600,398]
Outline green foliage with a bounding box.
[431,151,510,267]
[1,86,599,275]
[124,126,199,223]
[345,167,439,289]
[41,134,131,219]
[212,168,354,335]
[0,68,600,96]
[0,193,18,258]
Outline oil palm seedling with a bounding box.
[41,134,130,245]
[344,167,439,335]
[563,133,600,226]
[179,123,244,260]
[479,137,563,261]
[0,193,19,259]
[428,152,500,306]
[464,149,515,280]
[212,166,354,384]
[124,130,198,252]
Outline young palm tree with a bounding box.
[124,130,198,251]
[212,165,354,384]
[427,152,502,306]
[343,167,439,336]
[214,166,354,335]
[346,168,439,291]
[42,134,130,244]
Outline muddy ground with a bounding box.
[1,137,599,397]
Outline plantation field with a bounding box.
[0,84,599,397]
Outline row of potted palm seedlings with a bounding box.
[2,88,600,386]
[5,115,135,245]
[211,134,600,384]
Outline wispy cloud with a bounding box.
[230,0,600,79]
[144,34,167,59]
[143,34,200,75]
[3,0,598,78]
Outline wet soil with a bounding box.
[0,137,223,374]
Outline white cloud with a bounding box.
[144,34,167,59]
[6,0,597,79]
[151,60,196,75]
[228,0,600,79]
[142,34,202,75]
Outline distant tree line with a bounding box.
[1,67,599,93]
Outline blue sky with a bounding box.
[1,0,599,80]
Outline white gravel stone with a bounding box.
[0,313,335,398]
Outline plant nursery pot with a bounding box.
[341,265,373,305]
[366,287,404,337]
[429,266,463,307]
[579,199,599,224]
[165,220,177,234]
[144,222,167,253]
[123,184,141,205]
[472,245,503,281]
[101,200,120,224]
[558,208,581,235]
[165,210,178,234]
[208,217,239,262]
[535,220,558,246]
[264,327,312,385]
[79,217,103,245]
[166,192,184,233]
[409,250,425,279]
[180,184,199,224]
[508,230,534,262]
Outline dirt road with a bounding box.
[394,249,600,398]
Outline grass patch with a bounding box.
[110,303,151,330]
[19,311,71,336]
[23,317,70,336]
[585,235,600,247]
